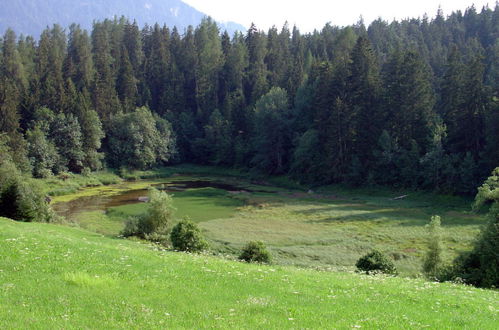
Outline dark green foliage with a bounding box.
[170,219,208,252]
[0,162,57,223]
[445,168,499,288]
[382,49,435,153]
[194,109,232,165]
[0,7,498,195]
[356,250,397,275]
[239,241,271,264]
[91,22,121,120]
[50,112,85,173]
[252,87,292,174]
[290,129,323,183]
[26,125,59,178]
[78,108,104,171]
[347,36,382,167]
[107,107,175,169]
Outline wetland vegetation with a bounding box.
[46,166,485,277]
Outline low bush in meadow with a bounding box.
[239,241,271,264]
[170,219,208,252]
[356,250,397,275]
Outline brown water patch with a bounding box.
[52,179,264,221]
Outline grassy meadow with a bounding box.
[46,166,486,276]
[0,217,497,329]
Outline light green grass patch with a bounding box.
[201,193,484,275]
[0,217,497,328]
[63,271,118,287]
[73,211,124,236]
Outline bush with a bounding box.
[121,188,175,243]
[422,215,443,279]
[239,241,271,263]
[170,219,208,252]
[121,217,141,237]
[445,168,499,288]
[356,250,397,275]
[0,162,58,223]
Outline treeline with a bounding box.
[0,5,498,194]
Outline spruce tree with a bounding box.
[91,22,121,121]
[347,36,382,169]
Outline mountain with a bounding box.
[0,0,246,37]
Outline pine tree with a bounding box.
[0,29,29,170]
[65,24,94,93]
[244,23,268,105]
[116,46,138,111]
[439,46,465,153]
[179,26,198,115]
[144,24,170,114]
[347,36,382,168]
[252,87,292,174]
[35,25,67,111]
[382,49,435,153]
[194,18,224,123]
[91,22,121,121]
[459,54,488,158]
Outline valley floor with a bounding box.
[47,165,485,276]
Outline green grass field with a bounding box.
[201,189,484,275]
[0,217,497,329]
[48,167,485,276]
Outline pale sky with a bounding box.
[183,0,495,32]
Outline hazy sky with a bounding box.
[183,0,495,32]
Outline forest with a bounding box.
[0,4,498,196]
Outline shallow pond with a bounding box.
[52,178,254,225]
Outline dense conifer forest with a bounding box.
[1,5,498,195]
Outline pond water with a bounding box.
[52,179,253,222]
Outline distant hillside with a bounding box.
[0,0,246,37]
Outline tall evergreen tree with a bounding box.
[117,46,138,111]
[65,24,94,93]
[194,18,224,123]
[35,25,67,111]
[91,22,121,121]
[0,29,29,169]
[382,49,436,153]
[244,24,268,105]
[347,36,382,168]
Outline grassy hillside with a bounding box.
[0,217,497,328]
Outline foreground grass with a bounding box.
[0,217,497,329]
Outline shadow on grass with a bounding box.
[295,204,484,227]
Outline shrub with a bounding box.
[422,215,443,279]
[121,188,175,243]
[170,219,208,252]
[0,162,58,223]
[239,241,271,263]
[356,250,397,275]
[445,168,499,288]
[121,217,141,237]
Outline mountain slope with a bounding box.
[0,217,497,328]
[0,0,246,37]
